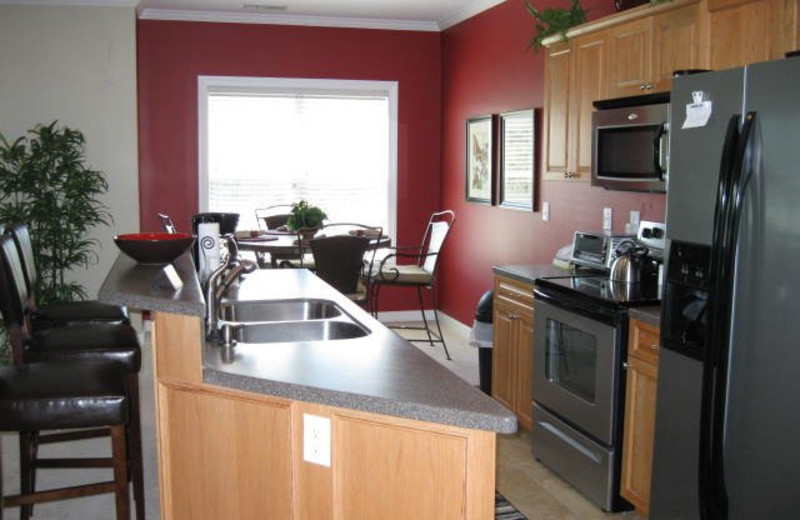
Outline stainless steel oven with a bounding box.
[533,299,621,445]
[531,272,661,512]
[531,289,627,512]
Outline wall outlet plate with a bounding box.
[303,413,331,467]
[603,207,613,231]
[629,210,641,231]
[542,202,550,222]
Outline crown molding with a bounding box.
[138,8,441,32]
[0,0,138,6]
[438,0,504,30]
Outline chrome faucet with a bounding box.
[204,235,257,337]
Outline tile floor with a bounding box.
[0,314,640,519]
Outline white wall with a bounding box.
[0,4,139,299]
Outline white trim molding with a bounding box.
[0,0,138,6]
[439,0,505,30]
[139,8,440,32]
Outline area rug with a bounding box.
[495,491,528,519]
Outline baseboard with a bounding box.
[376,310,471,335]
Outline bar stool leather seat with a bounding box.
[28,323,141,373]
[0,361,128,431]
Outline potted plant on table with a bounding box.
[286,200,327,241]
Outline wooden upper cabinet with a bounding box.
[607,17,654,98]
[652,2,710,88]
[708,0,791,69]
[542,42,572,179]
[606,3,708,99]
[571,33,607,178]
[542,34,605,181]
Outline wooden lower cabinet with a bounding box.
[492,275,535,430]
[620,318,661,517]
[153,312,496,520]
[158,385,293,519]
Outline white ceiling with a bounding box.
[1,0,507,31]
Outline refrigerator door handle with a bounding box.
[699,112,757,520]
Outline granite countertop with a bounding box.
[99,255,517,434]
[98,253,205,317]
[628,305,661,328]
[492,264,576,285]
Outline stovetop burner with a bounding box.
[536,274,661,308]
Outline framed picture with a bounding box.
[465,115,494,204]
[499,109,536,210]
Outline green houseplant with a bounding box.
[525,0,587,51]
[0,121,111,304]
[286,200,327,239]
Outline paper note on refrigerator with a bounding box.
[682,101,713,129]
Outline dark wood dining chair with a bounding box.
[310,234,372,303]
[370,210,455,360]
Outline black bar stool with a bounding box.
[5,224,129,328]
[0,234,144,520]
[0,361,132,519]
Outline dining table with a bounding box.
[237,231,391,268]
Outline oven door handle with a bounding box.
[538,420,602,464]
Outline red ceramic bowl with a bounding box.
[114,233,195,265]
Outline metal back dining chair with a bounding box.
[371,210,455,360]
[255,204,292,231]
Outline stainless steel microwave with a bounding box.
[591,96,669,192]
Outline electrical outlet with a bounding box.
[303,413,331,467]
[629,210,641,232]
[603,207,613,231]
[542,202,550,222]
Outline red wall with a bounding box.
[137,20,442,310]
[438,0,667,324]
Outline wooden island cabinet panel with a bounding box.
[158,385,293,520]
[492,275,535,430]
[620,318,661,517]
[152,312,497,520]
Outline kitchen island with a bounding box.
[99,253,515,520]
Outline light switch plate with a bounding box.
[603,207,613,231]
[542,202,550,222]
[629,210,641,232]
[303,413,331,467]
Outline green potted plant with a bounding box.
[286,199,327,240]
[525,0,587,51]
[0,121,110,304]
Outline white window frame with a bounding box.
[198,75,398,242]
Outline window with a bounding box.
[198,77,398,238]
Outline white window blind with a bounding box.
[200,77,396,236]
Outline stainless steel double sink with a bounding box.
[216,299,370,345]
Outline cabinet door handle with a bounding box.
[563,171,579,179]
[639,84,647,91]
[623,361,631,370]
[650,344,660,350]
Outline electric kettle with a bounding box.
[609,239,649,283]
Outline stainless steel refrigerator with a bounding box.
[651,56,800,519]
